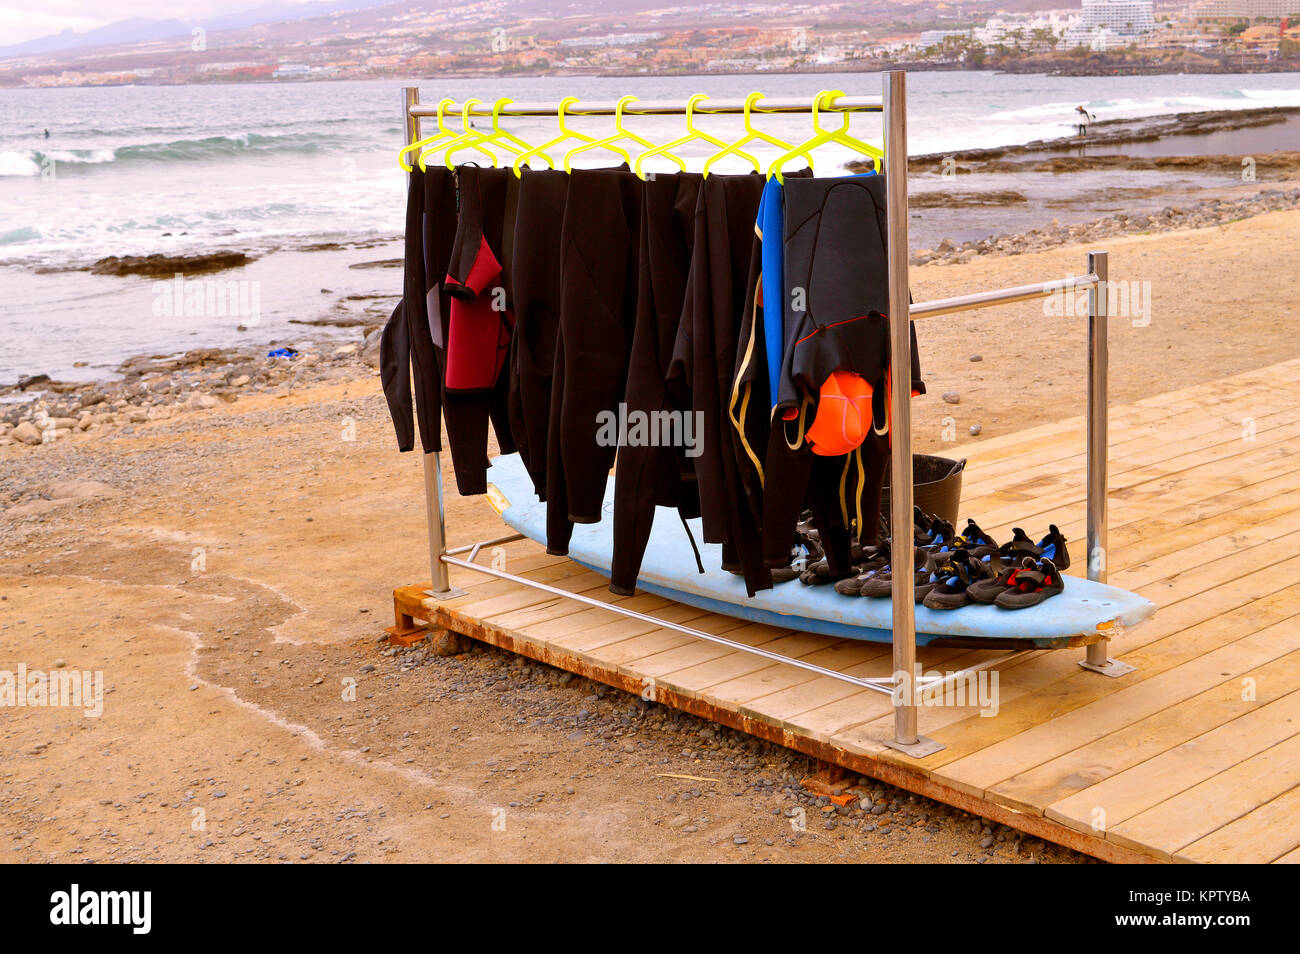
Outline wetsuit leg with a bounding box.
[546,167,642,552]
[671,172,770,593]
[761,424,813,569]
[610,172,702,595]
[507,169,568,500]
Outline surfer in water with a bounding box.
[43,128,50,139]
[1075,105,1095,137]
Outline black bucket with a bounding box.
[880,454,966,530]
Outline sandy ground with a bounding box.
[2,208,1298,864]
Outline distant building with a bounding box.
[559,32,664,48]
[918,28,972,49]
[198,62,262,73]
[1080,0,1157,34]
[1195,0,1300,16]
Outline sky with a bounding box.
[0,1,321,46]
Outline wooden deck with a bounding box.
[393,358,1300,864]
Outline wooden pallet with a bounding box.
[393,357,1300,864]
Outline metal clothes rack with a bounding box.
[399,71,1135,758]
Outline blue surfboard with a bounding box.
[484,454,1155,649]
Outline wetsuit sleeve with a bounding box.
[379,300,414,452]
[396,169,444,455]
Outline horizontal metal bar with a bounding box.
[911,272,1098,320]
[440,553,897,695]
[914,650,1035,696]
[410,96,883,119]
[445,533,524,556]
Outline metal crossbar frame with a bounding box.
[400,71,1129,757]
[409,96,883,119]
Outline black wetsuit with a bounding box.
[380,165,519,492]
[381,167,444,455]
[726,169,813,570]
[506,168,569,500]
[545,166,644,555]
[667,171,770,595]
[762,174,924,571]
[609,171,703,595]
[440,164,517,495]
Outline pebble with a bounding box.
[969,424,982,436]
[733,835,748,845]
[969,354,982,362]
[942,391,961,405]
[12,421,42,445]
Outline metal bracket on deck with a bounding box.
[883,735,945,758]
[1078,657,1136,678]
[425,585,467,600]
[1078,639,1136,678]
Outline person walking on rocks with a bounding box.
[1075,105,1095,137]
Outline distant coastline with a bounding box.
[7,60,1300,91]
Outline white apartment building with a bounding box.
[918,28,973,49]
[1080,0,1157,33]
[1195,0,1300,16]
[1062,0,1156,48]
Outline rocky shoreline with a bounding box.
[0,327,382,450]
[912,187,1300,266]
[839,107,1300,173]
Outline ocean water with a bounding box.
[2,71,1299,385]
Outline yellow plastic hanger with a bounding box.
[421,99,495,170]
[634,93,757,179]
[563,95,654,173]
[400,97,457,172]
[767,89,883,183]
[701,92,796,178]
[513,95,590,177]
[444,97,537,169]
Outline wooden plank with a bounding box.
[933,614,1300,796]
[992,653,1300,815]
[958,393,1291,495]
[1173,777,1300,864]
[968,423,1300,535]
[447,566,610,619]
[1043,681,1300,833]
[623,622,801,680]
[656,632,856,697]
[966,423,1300,527]
[837,577,1300,777]
[1106,730,1300,861]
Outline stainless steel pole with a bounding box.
[403,86,453,596]
[1084,250,1112,669]
[884,71,920,747]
